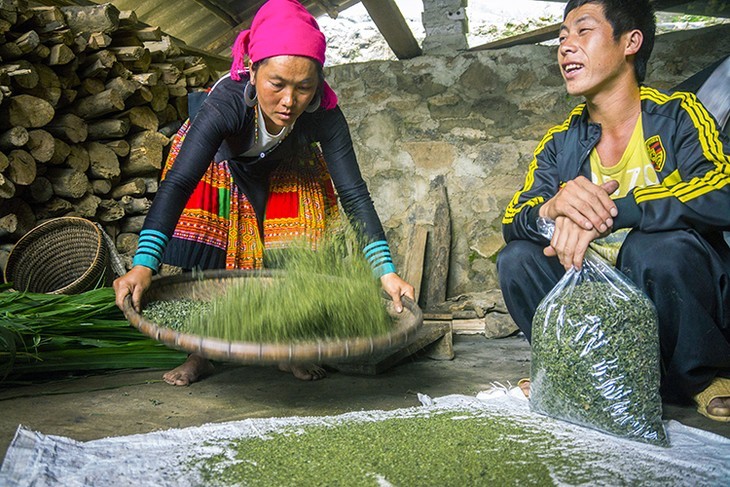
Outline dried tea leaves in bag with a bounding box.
[530,248,668,447]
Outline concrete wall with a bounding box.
[327,24,730,297]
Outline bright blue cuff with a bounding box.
[133,229,169,273]
[364,240,389,257]
[132,253,161,273]
[363,240,396,278]
[373,262,397,278]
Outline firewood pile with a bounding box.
[0,1,225,274]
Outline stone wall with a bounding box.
[327,24,730,297]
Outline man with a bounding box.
[498,0,730,421]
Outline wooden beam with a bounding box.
[311,0,339,18]
[301,0,363,19]
[654,0,730,17]
[203,1,268,55]
[469,23,561,52]
[30,0,96,6]
[205,24,247,56]
[655,0,698,8]
[361,0,421,60]
[541,0,730,18]
[325,0,362,16]
[189,0,241,27]
[471,0,730,54]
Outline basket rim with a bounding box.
[122,269,424,365]
[3,216,106,293]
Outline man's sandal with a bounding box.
[694,377,730,422]
[517,378,531,398]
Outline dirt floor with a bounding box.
[1,334,728,462]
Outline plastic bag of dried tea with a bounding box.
[529,218,668,446]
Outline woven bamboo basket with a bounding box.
[4,217,112,294]
[122,269,423,365]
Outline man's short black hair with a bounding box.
[564,0,656,83]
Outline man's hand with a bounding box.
[540,177,619,233]
[544,216,605,270]
[380,273,415,313]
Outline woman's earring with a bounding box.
[244,81,257,107]
[305,92,321,113]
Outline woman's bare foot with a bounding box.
[278,363,327,381]
[163,354,214,386]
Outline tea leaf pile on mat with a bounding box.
[531,278,666,446]
[0,286,186,381]
[193,410,662,486]
[144,228,392,342]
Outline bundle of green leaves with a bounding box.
[0,285,186,382]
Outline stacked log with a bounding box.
[0,1,226,274]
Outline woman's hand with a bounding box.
[379,272,415,313]
[113,266,153,313]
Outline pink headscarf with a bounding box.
[230,0,338,110]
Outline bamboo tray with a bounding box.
[122,269,423,365]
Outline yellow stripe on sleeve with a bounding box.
[635,87,730,205]
[502,105,585,224]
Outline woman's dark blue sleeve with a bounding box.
[316,107,397,276]
[132,88,243,272]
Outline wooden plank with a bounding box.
[421,176,451,311]
[361,0,422,60]
[422,311,452,321]
[401,224,428,303]
[423,329,454,360]
[329,321,451,375]
[452,318,485,335]
[469,23,561,51]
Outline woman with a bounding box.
[113,0,414,386]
